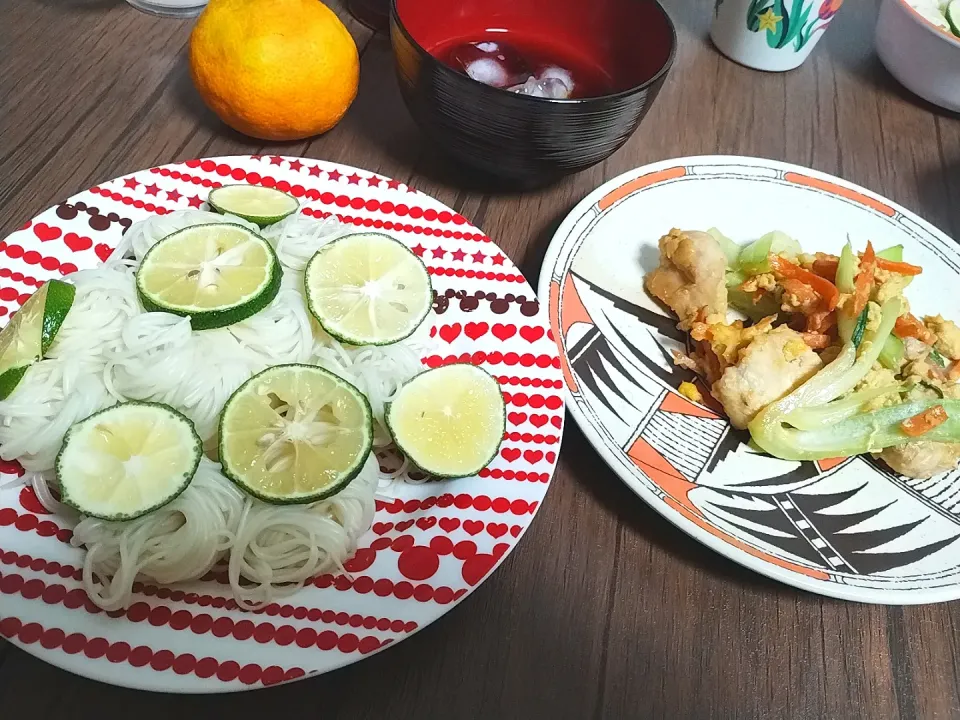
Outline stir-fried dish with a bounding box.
[645,228,960,479]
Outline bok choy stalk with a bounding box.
[748,297,929,460]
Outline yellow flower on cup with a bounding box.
[756,7,783,32]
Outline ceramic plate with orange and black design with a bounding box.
[539,155,960,603]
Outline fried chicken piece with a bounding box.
[879,441,960,479]
[644,228,728,330]
[712,326,822,429]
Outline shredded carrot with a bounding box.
[900,405,948,437]
[849,241,876,318]
[811,254,839,281]
[894,313,937,345]
[768,255,840,312]
[805,311,837,334]
[874,257,922,276]
[800,332,832,349]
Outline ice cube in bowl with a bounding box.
[389,0,677,186]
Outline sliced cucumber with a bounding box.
[219,364,373,504]
[0,279,75,399]
[136,223,281,330]
[386,364,506,478]
[56,401,202,521]
[207,184,299,227]
[304,232,433,346]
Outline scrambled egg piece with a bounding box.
[678,382,703,403]
[873,271,912,306]
[855,364,901,411]
[924,315,960,360]
[644,229,728,330]
[879,441,960,479]
[712,326,822,429]
[865,301,882,334]
[740,273,776,293]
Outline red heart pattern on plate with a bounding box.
[33,223,61,242]
[439,323,461,343]
[464,321,488,340]
[64,232,92,252]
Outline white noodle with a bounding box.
[1,209,435,609]
[229,454,379,608]
[260,212,346,272]
[67,458,245,611]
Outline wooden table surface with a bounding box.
[2,0,960,717]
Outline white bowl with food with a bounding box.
[876,0,960,112]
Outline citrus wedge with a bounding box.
[56,401,202,521]
[386,364,506,478]
[136,223,281,330]
[0,278,75,399]
[219,364,373,504]
[207,184,299,227]
[304,232,432,346]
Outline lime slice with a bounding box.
[947,0,960,36]
[56,401,202,521]
[136,223,281,330]
[219,363,373,504]
[0,279,75,399]
[207,184,299,227]
[304,233,432,346]
[386,364,505,478]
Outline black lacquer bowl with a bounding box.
[390,0,677,186]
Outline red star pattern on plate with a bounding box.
[144,184,160,196]
[431,247,446,259]
[166,189,182,202]
[411,244,426,257]
[451,249,466,261]
[491,254,505,265]
[123,178,139,190]
[347,173,362,185]
[269,156,284,166]
[288,159,303,171]
[328,169,342,182]
[472,251,486,263]
[387,179,402,190]
[188,195,204,208]
[308,166,322,177]
[367,176,382,187]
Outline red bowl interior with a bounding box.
[394,0,675,95]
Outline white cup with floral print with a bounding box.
[710,0,844,71]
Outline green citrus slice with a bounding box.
[0,278,76,399]
[304,233,432,346]
[386,364,506,478]
[136,223,281,330]
[56,401,202,521]
[207,184,299,227]
[219,364,373,504]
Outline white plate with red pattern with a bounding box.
[0,155,564,692]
